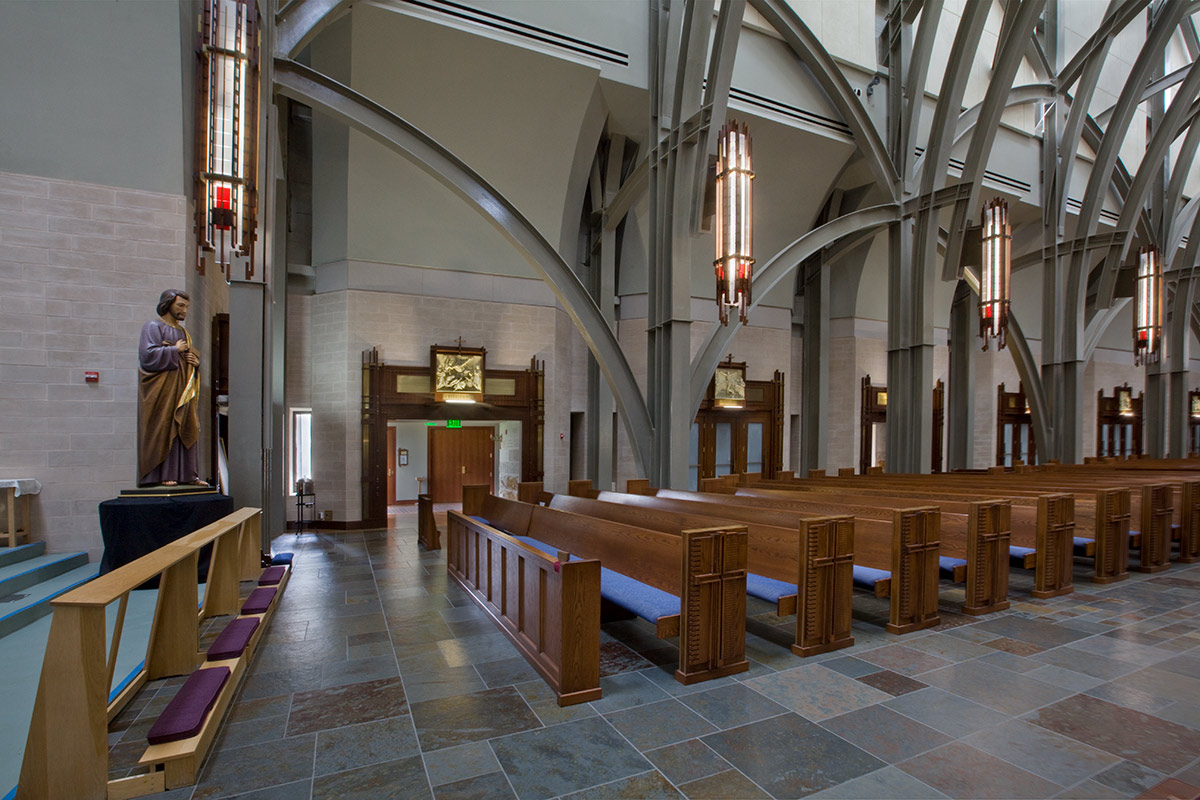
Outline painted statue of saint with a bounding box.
[137,289,206,486]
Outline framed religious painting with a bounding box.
[713,359,746,408]
[431,343,486,403]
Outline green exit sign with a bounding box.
[447,420,462,428]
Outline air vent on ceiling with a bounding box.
[729,86,853,139]
[404,0,629,67]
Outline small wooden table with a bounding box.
[0,478,41,547]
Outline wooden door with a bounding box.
[429,426,494,502]
[386,427,397,505]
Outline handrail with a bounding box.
[17,506,264,800]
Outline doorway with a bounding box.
[429,426,495,502]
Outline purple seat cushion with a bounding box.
[146,667,230,744]
[258,566,286,585]
[241,586,277,615]
[206,617,260,661]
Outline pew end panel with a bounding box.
[1033,494,1075,598]
[675,527,750,684]
[699,476,737,493]
[964,500,1011,616]
[568,480,599,498]
[887,508,941,634]
[418,494,442,551]
[1093,488,1131,584]
[626,479,653,495]
[445,511,602,706]
[793,515,855,657]
[516,481,543,504]
[1180,480,1200,563]
[1135,484,1173,573]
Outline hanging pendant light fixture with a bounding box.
[1134,246,1162,366]
[714,121,754,326]
[195,0,259,281]
[979,197,1011,351]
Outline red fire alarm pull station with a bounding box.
[84,371,100,383]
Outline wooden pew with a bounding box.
[709,485,1015,614]
[417,493,441,550]
[762,474,1135,584]
[962,472,1172,574]
[531,487,856,656]
[1040,463,1200,564]
[593,487,943,635]
[445,509,601,707]
[18,508,272,800]
[734,481,1074,601]
[459,486,749,686]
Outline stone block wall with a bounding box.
[0,171,190,559]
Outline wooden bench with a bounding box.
[1040,463,1200,564]
[766,473,1136,584]
[137,560,289,790]
[456,486,749,690]
[446,509,602,706]
[596,485,943,635]
[734,480,1074,602]
[417,493,442,550]
[704,485,1014,615]
[18,507,276,800]
[528,486,857,656]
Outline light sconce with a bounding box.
[1134,246,1162,366]
[715,121,754,326]
[979,197,1011,351]
[195,0,259,281]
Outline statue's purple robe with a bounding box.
[137,320,201,485]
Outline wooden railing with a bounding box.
[18,507,263,800]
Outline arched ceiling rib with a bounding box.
[941,0,1046,282]
[1067,0,1192,319]
[1095,85,1200,308]
[276,0,348,58]
[272,57,655,474]
[747,0,900,201]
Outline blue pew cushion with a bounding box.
[513,534,679,623]
[206,617,260,661]
[270,552,294,566]
[258,566,286,586]
[598,567,678,622]
[1072,537,1093,555]
[241,586,277,615]
[851,565,890,591]
[746,573,795,604]
[1009,545,1036,566]
[146,667,230,744]
[938,556,967,579]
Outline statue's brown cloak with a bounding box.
[137,326,200,479]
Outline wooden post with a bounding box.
[1135,484,1172,572]
[964,500,1011,615]
[793,516,854,656]
[676,528,749,684]
[887,508,941,633]
[17,605,109,799]
[1093,488,1130,583]
[1034,494,1075,598]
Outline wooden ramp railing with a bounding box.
[18,507,264,800]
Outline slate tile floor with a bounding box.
[114,515,1200,799]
